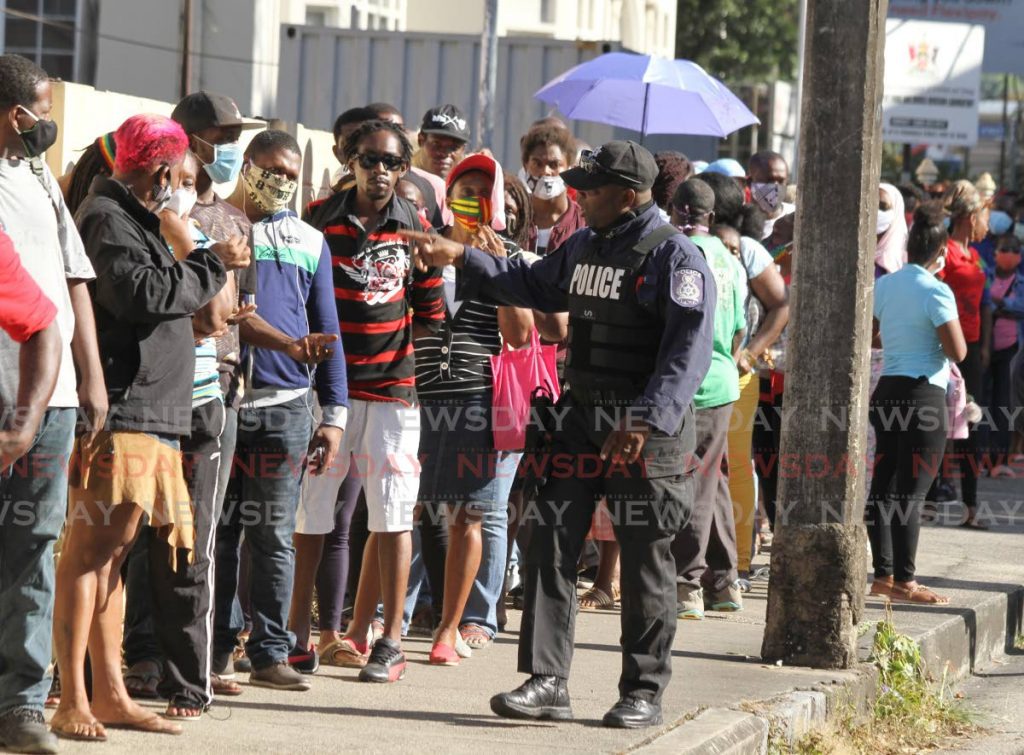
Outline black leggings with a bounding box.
[866,376,947,582]
[752,379,783,527]
[954,341,983,509]
[314,472,364,631]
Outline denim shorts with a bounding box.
[418,393,517,513]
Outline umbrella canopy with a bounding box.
[534,52,759,138]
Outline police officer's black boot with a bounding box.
[602,695,663,729]
[489,675,573,721]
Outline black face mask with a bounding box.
[16,108,59,158]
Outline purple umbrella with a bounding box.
[534,52,759,138]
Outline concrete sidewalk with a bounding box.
[52,477,1024,754]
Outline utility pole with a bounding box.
[180,0,194,99]
[761,0,888,669]
[999,73,1009,188]
[791,0,807,181]
[477,0,499,150]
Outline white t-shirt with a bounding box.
[0,157,95,409]
[536,226,553,254]
[762,202,796,241]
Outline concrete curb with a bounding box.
[635,586,1024,755]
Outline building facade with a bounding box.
[1,0,675,117]
[406,0,676,60]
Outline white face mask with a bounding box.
[751,182,783,216]
[164,187,198,219]
[532,175,566,201]
[517,166,539,193]
[876,208,895,235]
[932,254,946,275]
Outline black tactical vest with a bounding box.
[565,224,680,399]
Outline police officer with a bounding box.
[402,141,715,728]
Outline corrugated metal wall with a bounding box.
[276,25,626,168]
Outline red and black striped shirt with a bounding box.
[306,188,444,404]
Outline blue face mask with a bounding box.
[198,139,242,184]
[990,210,1013,236]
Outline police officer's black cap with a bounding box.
[561,140,658,191]
[171,91,263,135]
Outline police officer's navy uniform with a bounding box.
[456,143,715,726]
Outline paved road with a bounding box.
[49,476,1024,753]
[939,650,1024,754]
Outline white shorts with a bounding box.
[297,399,421,535]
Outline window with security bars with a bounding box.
[2,0,78,81]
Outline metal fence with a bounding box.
[276,25,630,168]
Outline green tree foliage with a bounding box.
[675,0,799,84]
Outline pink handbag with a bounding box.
[947,363,968,440]
[490,329,560,451]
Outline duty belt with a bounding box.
[569,384,642,407]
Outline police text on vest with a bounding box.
[570,264,626,300]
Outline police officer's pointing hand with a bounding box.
[399,229,464,271]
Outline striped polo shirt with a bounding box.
[415,240,524,398]
[306,187,445,404]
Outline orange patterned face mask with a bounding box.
[450,195,492,234]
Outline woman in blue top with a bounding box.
[868,202,967,606]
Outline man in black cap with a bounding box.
[401,140,716,728]
[413,104,469,180]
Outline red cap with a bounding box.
[446,153,497,190]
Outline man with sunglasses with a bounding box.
[305,120,445,684]
[403,140,716,728]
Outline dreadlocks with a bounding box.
[503,173,533,250]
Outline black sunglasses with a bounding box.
[356,152,407,171]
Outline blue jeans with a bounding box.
[460,451,520,637]
[214,398,311,670]
[417,394,520,638]
[0,408,75,713]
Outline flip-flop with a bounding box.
[960,519,989,530]
[211,673,243,696]
[101,713,183,735]
[52,719,108,743]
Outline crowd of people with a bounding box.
[1,48,1023,751]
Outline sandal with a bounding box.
[51,716,107,743]
[101,713,182,735]
[578,586,615,610]
[164,697,207,722]
[868,577,894,600]
[459,625,492,650]
[318,639,349,667]
[211,673,243,697]
[960,518,989,530]
[890,583,950,605]
[327,636,370,668]
[124,659,163,700]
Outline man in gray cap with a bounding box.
[401,140,716,728]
